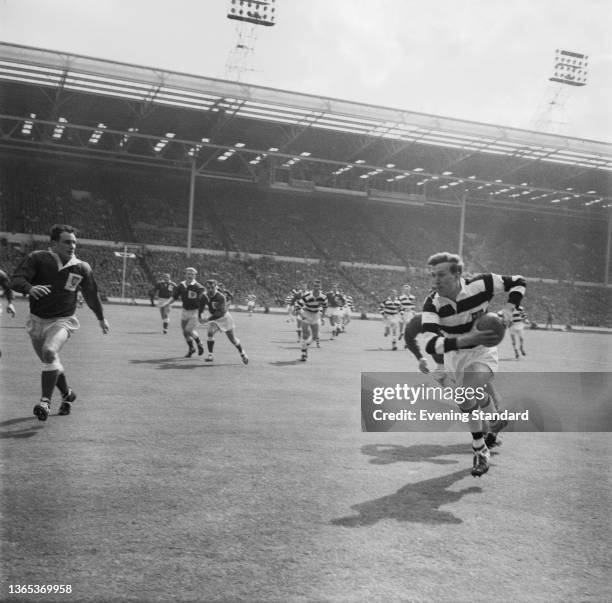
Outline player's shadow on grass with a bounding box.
[362,443,470,466]
[129,358,234,369]
[0,417,45,439]
[126,331,160,335]
[332,468,480,526]
[270,359,305,366]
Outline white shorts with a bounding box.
[301,310,321,326]
[509,323,525,334]
[444,345,498,386]
[328,307,342,319]
[26,314,80,341]
[247,302,255,311]
[181,309,199,331]
[208,312,236,333]
[384,315,400,325]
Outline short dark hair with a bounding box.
[50,224,76,241]
[205,279,217,287]
[427,252,463,274]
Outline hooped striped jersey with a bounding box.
[379,297,403,317]
[286,288,303,306]
[398,293,416,313]
[296,291,328,313]
[423,273,526,356]
[512,306,528,325]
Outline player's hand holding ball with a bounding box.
[474,312,506,347]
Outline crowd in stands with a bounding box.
[1,158,610,327]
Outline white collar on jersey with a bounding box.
[48,249,81,271]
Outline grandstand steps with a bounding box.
[203,194,240,253]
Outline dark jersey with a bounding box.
[11,250,104,320]
[171,280,205,310]
[326,291,345,308]
[151,280,177,300]
[199,290,227,320]
[0,269,14,303]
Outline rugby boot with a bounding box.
[33,399,51,421]
[58,389,76,416]
[471,446,490,477]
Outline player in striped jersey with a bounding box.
[295,280,327,361]
[246,293,257,315]
[286,284,304,340]
[509,305,528,359]
[398,284,416,346]
[404,311,504,448]
[341,292,354,332]
[326,284,345,339]
[150,273,177,334]
[379,290,403,351]
[422,252,526,476]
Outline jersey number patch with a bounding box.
[65,273,83,291]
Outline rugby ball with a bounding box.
[475,312,506,347]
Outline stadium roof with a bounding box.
[1,42,611,215]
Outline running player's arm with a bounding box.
[493,273,526,325]
[198,293,209,321]
[11,253,52,299]
[79,262,109,333]
[404,316,424,362]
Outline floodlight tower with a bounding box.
[225,0,277,82]
[531,49,589,134]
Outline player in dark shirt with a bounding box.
[11,224,109,420]
[150,273,177,334]
[198,279,248,364]
[159,267,205,357]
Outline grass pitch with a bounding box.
[1,299,611,602]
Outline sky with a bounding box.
[1,0,611,142]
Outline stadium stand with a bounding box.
[1,157,610,327]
